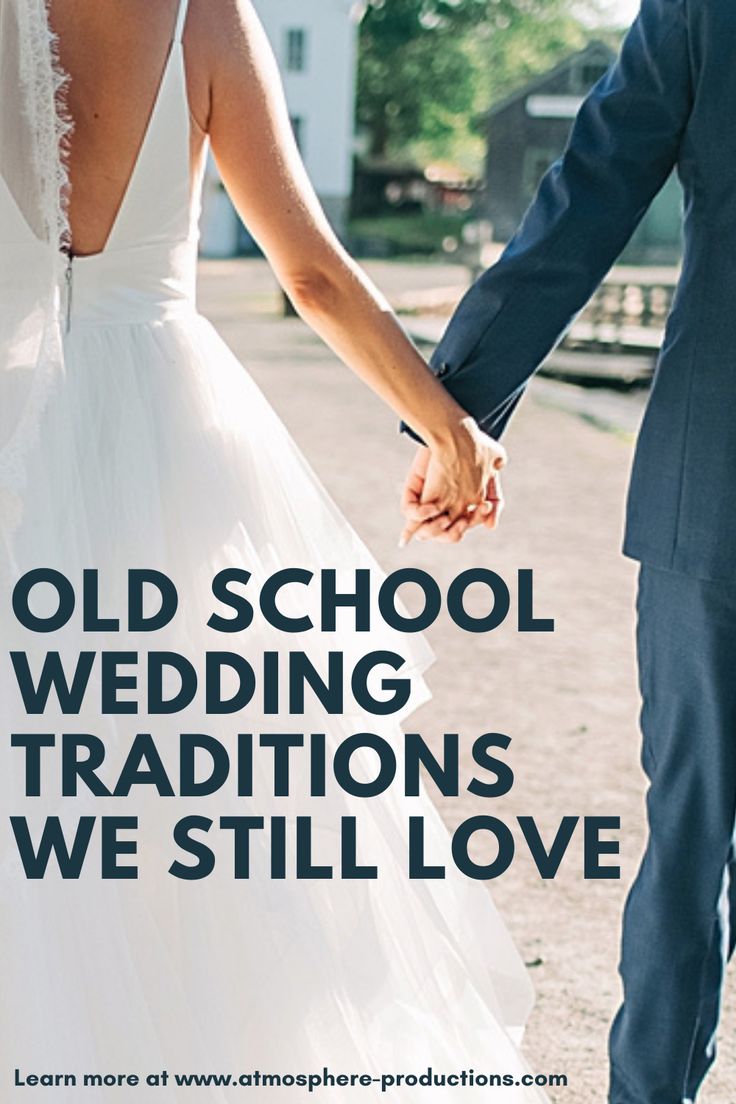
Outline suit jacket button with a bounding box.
[435,361,449,377]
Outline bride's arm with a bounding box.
[200,0,504,523]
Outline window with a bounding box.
[580,62,609,86]
[290,116,306,153]
[570,59,610,94]
[285,28,307,72]
[522,148,557,200]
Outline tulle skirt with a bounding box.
[0,311,547,1101]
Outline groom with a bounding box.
[401,0,736,1100]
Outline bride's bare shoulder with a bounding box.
[188,0,258,52]
[188,0,267,73]
[179,0,264,134]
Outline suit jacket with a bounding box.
[409,0,736,581]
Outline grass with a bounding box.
[348,211,476,258]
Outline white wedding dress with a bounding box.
[0,2,549,1099]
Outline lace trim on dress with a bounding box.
[17,0,73,250]
[0,1,73,546]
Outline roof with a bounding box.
[485,40,617,118]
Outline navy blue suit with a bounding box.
[413,0,736,582]
[410,0,736,1099]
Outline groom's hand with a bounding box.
[399,444,505,547]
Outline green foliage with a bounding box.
[476,10,589,108]
[349,211,474,256]
[356,0,617,169]
[357,0,482,160]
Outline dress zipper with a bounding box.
[64,251,74,333]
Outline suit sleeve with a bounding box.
[402,0,694,442]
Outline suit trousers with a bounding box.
[609,564,736,1103]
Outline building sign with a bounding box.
[526,94,585,119]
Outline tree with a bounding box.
[356,0,609,168]
[477,8,620,108]
[357,0,482,161]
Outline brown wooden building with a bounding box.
[484,42,683,263]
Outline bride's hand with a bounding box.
[399,421,506,546]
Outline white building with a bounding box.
[200,0,365,256]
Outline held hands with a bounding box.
[399,418,506,547]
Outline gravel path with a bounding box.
[198,258,735,1103]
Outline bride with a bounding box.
[0,0,548,1099]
